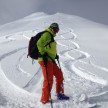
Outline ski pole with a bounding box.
[57,58,61,69]
[44,63,53,108]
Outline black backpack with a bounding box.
[27,31,54,60]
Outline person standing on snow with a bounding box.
[37,23,69,104]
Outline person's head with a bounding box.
[50,23,59,34]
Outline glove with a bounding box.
[42,53,48,65]
[55,54,59,60]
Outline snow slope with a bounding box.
[0,12,108,108]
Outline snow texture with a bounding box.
[0,12,108,108]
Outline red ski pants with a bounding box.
[39,61,64,103]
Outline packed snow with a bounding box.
[0,12,108,108]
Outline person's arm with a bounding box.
[37,32,51,55]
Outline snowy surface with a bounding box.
[0,12,108,108]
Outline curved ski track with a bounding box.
[0,27,108,108]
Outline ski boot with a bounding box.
[57,93,69,100]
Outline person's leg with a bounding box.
[53,62,69,100]
[53,63,64,94]
[39,61,53,103]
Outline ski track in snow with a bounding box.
[16,52,31,77]
[57,28,107,85]
[0,24,108,107]
[54,27,108,107]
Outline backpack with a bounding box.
[27,31,54,60]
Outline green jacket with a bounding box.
[37,28,57,62]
